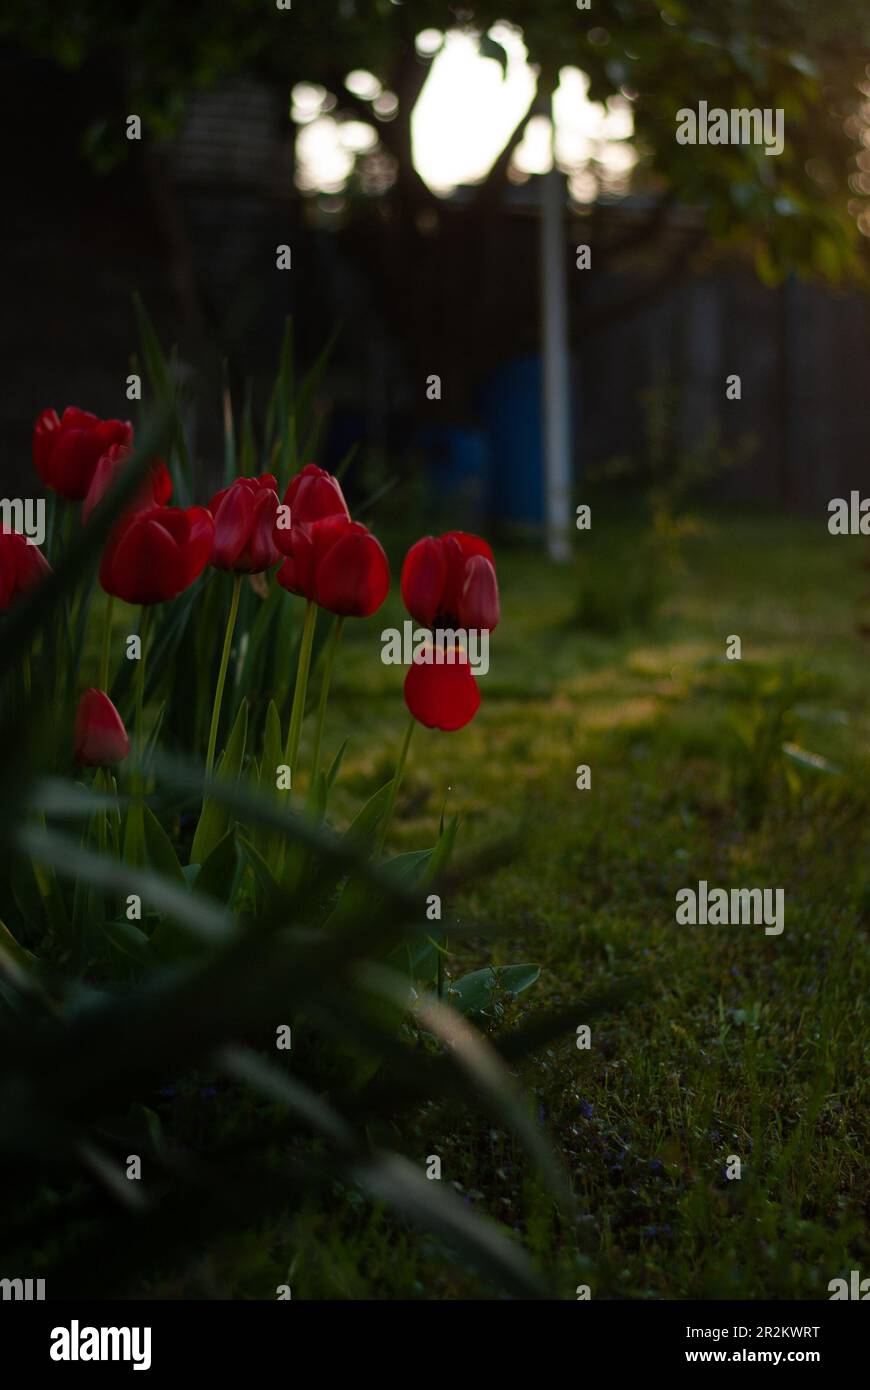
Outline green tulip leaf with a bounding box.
[196,828,240,905]
[326,737,349,791]
[190,699,248,867]
[142,803,185,884]
[436,964,541,1019]
[123,798,147,869]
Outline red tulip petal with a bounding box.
[107,514,185,604]
[74,688,130,766]
[151,461,173,505]
[180,507,216,586]
[35,411,132,500]
[32,408,61,484]
[207,484,229,517]
[401,536,446,628]
[14,536,52,594]
[276,554,304,597]
[45,428,96,500]
[59,407,101,431]
[458,553,500,631]
[247,488,281,571]
[314,524,390,617]
[82,448,124,523]
[283,463,350,525]
[0,534,18,611]
[440,530,496,566]
[440,534,468,621]
[275,521,317,598]
[211,483,255,569]
[403,644,481,731]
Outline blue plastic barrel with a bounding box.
[419,424,492,523]
[479,353,544,525]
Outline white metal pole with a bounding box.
[540,106,573,562]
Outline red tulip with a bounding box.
[401,531,499,631]
[100,505,214,605]
[82,444,172,524]
[276,516,389,617]
[403,643,481,731]
[278,463,350,542]
[74,688,130,766]
[33,407,133,501]
[0,530,52,613]
[208,474,281,573]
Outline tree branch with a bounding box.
[469,94,538,212]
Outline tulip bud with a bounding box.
[74,689,130,766]
[208,474,281,573]
[279,463,350,539]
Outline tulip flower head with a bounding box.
[82,444,172,524]
[74,689,130,766]
[401,531,499,632]
[100,505,214,605]
[208,474,281,573]
[280,463,350,531]
[403,642,481,731]
[276,516,390,618]
[0,530,52,613]
[33,407,133,501]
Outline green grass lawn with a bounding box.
[256,512,869,1300]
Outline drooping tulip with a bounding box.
[401,531,499,632]
[276,516,389,618]
[0,530,52,613]
[99,505,214,605]
[82,444,172,524]
[74,688,130,766]
[278,463,350,539]
[208,474,281,573]
[33,407,133,501]
[403,642,481,731]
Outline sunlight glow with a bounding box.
[345,70,382,101]
[411,25,536,196]
[296,116,354,194]
[293,27,637,204]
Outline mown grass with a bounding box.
[226,510,868,1300]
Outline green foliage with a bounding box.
[576,383,753,634]
[439,963,541,1019]
[316,515,865,1300]
[0,306,597,1300]
[2,1,867,280]
[723,662,842,826]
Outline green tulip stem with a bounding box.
[377,713,416,858]
[99,594,115,691]
[50,506,76,729]
[94,767,107,860]
[205,575,242,781]
[284,599,318,783]
[134,606,152,794]
[310,615,344,781]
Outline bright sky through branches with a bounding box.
[293,25,636,203]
